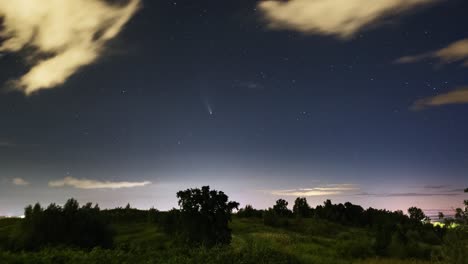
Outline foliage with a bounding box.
[407,207,427,224]
[263,209,290,227]
[434,187,468,264]
[101,205,154,223]
[159,209,181,236]
[272,199,292,217]
[237,205,263,218]
[314,200,367,226]
[1,187,466,263]
[175,186,239,246]
[12,199,113,250]
[433,228,468,264]
[292,197,312,218]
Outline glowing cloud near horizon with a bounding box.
[49,176,151,190]
[268,184,359,197]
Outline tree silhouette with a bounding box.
[273,199,291,217]
[176,186,239,246]
[408,207,426,223]
[293,197,311,217]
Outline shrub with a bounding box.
[336,237,374,258]
[237,205,263,218]
[159,209,180,236]
[263,209,289,228]
[434,228,468,264]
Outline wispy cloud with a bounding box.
[411,87,468,110]
[0,0,140,94]
[357,192,461,197]
[12,177,30,186]
[49,176,151,190]
[397,38,468,66]
[258,0,436,39]
[449,189,466,193]
[383,192,460,197]
[423,185,449,189]
[269,184,359,197]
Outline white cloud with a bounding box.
[412,87,468,110]
[269,184,358,197]
[258,0,436,39]
[12,177,30,186]
[49,176,151,190]
[0,0,140,94]
[397,38,468,66]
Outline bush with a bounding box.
[159,209,180,235]
[434,228,468,264]
[263,209,289,228]
[336,236,373,258]
[237,205,263,218]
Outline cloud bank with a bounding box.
[49,176,151,190]
[412,87,468,110]
[0,0,140,94]
[270,184,358,197]
[258,0,436,39]
[12,177,30,186]
[397,38,468,66]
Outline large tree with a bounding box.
[293,197,311,217]
[273,199,291,217]
[176,186,239,246]
[408,207,426,223]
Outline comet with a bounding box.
[202,97,213,116]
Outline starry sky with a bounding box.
[0,0,467,217]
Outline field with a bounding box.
[0,216,435,264]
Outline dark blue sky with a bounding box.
[0,0,467,216]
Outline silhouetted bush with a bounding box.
[159,209,181,236]
[237,205,263,218]
[263,209,290,227]
[101,203,152,223]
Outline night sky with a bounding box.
[0,0,467,217]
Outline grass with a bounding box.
[0,217,435,264]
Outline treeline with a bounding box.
[9,199,113,250]
[0,186,466,263]
[238,198,446,259]
[240,198,434,227]
[236,190,467,260]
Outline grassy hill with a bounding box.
[0,216,435,264]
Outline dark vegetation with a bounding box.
[0,186,466,263]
